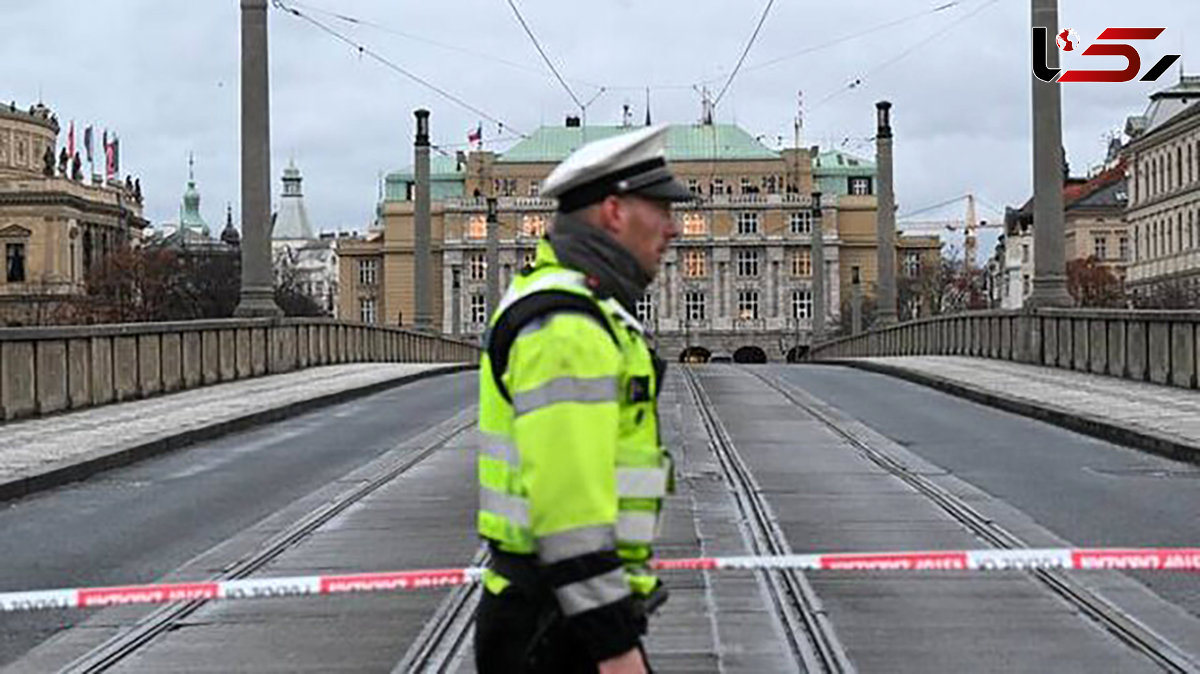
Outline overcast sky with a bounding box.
[3,0,1196,258]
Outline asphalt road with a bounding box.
[774,364,1200,620]
[0,371,477,668]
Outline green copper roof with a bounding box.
[498,124,780,163]
[813,149,874,175]
[385,155,466,202]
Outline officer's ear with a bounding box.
[592,195,628,238]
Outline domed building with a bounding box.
[0,100,146,325]
[271,161,338,315]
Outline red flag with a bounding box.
[467,123,482,148]
[68,121,75,159]
[105,136,115,180]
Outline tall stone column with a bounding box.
[851,268,864,335]
[811,191,826,343]
[486,197,500,316]
[875,101,898,325]
[235,0,282,317]
[1028,0,1073,307]
[413,109,434,330]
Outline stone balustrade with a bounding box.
[0,318,479,421]
[809,309,1200,390]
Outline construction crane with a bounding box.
[896,194,1004,269]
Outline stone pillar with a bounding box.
[486,197,500,317]
[811,192,826,343]
[413,109,434,330]
[1028,0,1073,307]
[875,101,898,325]
[235,0,282,317]
[851,269,863,336]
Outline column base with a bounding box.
[1027,275,1073,309]
[234,287,283,318]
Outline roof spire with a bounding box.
[644,87,652,126]
[188,152,195,183]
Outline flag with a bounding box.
[467,123,482,149]
[84,126,94,163]
[104,134,115,180]
[112,135,119,175]
[67,121,75,159]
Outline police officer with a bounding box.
[475,125,691,673]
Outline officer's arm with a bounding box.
[507,311,642,662]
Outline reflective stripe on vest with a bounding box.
[554,566,630,616]
[616,511,658,544]
[512,375,619,417]
[480,486,529,527]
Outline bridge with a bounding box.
[1,309,1199,673]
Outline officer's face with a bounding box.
[605,195,679,278]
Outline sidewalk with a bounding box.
[0,362,473,501]
[831,356,1200,463]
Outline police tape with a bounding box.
[3,547,1198,613]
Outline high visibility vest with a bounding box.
[477,238,670,599]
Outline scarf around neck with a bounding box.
[548,212,652,314]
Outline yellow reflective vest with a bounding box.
[477,238,670,615]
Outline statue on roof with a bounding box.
[42,144,55,177]
[71,152,82,181]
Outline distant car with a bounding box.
[709,352,733,363]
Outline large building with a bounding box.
[0,102,146,325]
[338,119,939,361]
[1123,74,1200,298]
[271,162,338,315]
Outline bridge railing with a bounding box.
[809,309,1200,390]
[0,319,480,422]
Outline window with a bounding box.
[1021,244,1030,264]
[711,179,725,196]
[521,249,537,269]
[494,178,518,196]
[792,289,812,320]
[736,290,759,321]
[684,292,706,321]
[521,214,546,238]
[762,175,779,194]
[1093,237,1107,260]
[903,250,922,277]
[736,211,759,235]
[359,297,377,324]
[470,294,487,324]
[468,253,487,281]
[1119,236,1130,261]
[682,213,707,236]
[683,249,707,278]
[1023,275,1031,296]
[789,211,812,235]
[687,178,699,195]
[467,215,487,239]
[736,249,760,277]
[740,177,753,194]
[636,294,655,324]
[791,248,811,277]
[358,258,378,285]
[849,177,873,195]
[1191,212,1196,249]
[528,180,540,197]
[5,243,26,283]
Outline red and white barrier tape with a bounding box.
[3,547,1198,613]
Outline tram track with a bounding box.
[391,546,486,673]
[682,367,855,674]
[58,414,477,674]
[747,366,1200,674]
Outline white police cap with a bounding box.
[540,125,693,213]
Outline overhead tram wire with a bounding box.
[713,0,777,106]
[504,0,585,111]
[810,0,1002,112]
[271,0,528,138]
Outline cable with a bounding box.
[811,0,1002,112]
[898,195,971,220]
[272,0,528,138]
[713,0,777,106]
[503,0,584,110]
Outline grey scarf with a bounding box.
[549,213,652,314]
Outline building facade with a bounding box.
[272,162,338,315]
[0,102,146,325]
[1123,75,1200,297]
[338,120,939,361]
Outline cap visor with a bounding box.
[632,178,694,203]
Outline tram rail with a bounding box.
[746,366,1200,674]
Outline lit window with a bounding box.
[358,258,378,285]
[736,211,759,235]
[684,292,706,321]
[521,214,546,238]
[849,177,873,195]
[684,249,707,278]
[792,289,812,319]
[789,211,812,235]
[467,215,487,239]
[468,253,487,281]
[736,249,759,277]
[682,213,707,236]
[791,249,811,277]
[470,294,487,324]
[359,297,377,324]
[737,290,759,320]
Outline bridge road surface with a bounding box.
[0,370,478,670]
[10,364,1200,672]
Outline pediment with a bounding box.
[0,224,32,238]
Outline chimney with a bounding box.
[565,116,582,128]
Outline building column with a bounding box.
[875,101,898,325]
[413,109,434,330]
[235,0,281,318]
[811,192,826,342]
[485,197,500,318]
